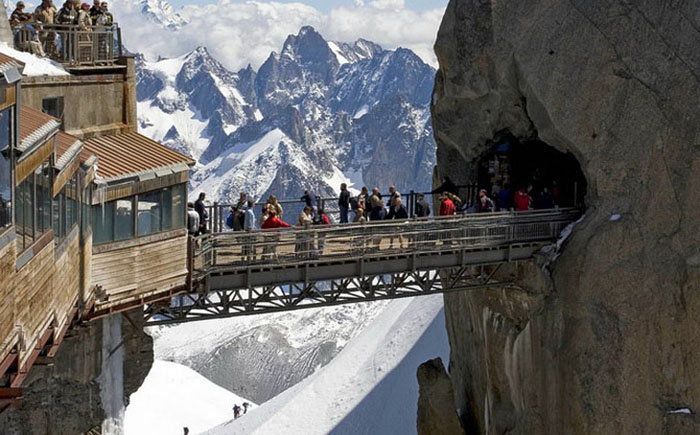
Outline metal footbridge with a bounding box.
[144,209,580,325]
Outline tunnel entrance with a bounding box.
[477,134,587,210]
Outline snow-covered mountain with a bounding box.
[136,26,436,202]
[137,0,189,30]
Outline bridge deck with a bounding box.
[144,209,580,325]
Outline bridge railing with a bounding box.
[13,23,122,66]
[192,208,580,274]
[202,185,480,233]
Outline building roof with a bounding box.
[18,105,61,153]
[83,132,195,182]
[0,53,24,75]
[55,131,88,170]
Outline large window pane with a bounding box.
[93,201,114,244]
[114,199,133,241]
[163,184,185,231]
[53,190,64,240]
[35,162,51,236]
[137,191,161,236]
[16,175,34,251]
[0,108,10,230]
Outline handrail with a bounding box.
[191,208,581,274]
[12,23,122,66]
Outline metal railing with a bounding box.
[13,23,122,66]
[202,184,480,233]
[193,208,581,274]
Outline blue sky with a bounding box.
[167,0,448,11]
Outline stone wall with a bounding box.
[0,308,153,435]
[432,1,700,433]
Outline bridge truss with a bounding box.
[144,209,579,325]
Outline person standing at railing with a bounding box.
[301,189,317,217]
[92,1,112,62]
[414,193,430,218]
[387,185,401,216]
[514,188,531,211]
[267,195,283,219]
[57,1,78,24]
[77,2,91,29]
[261,210,290,259]
[34,0,58,58]
[355,186,369,220]
[476,189,495,213]
[295,206,313,257]
[57,0,78,60]
[187,202,200,236]
[230,192,247,231]
[338,183,351,223]
[369,187,382,210]
[439,193,456,216]
[314,208,330,256]
[194,192,209,234]
[385,197,408,249]
[10,2,32,27]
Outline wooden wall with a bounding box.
[92,232,188,309]
[0,236,17,360]
[53,229,82,335]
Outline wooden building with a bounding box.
[0,51,194,407]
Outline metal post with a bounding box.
[409,190,414,217]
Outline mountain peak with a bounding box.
[139,0,188,30]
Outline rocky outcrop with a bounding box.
[0,309,153,434]
[417,358,463,435]
[432,1,700,434]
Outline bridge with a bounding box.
[142,208,580,325]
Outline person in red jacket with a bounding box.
[261,210,290,259]
[439,193,456,216]
[513,188,531,211]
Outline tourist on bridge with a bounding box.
[262,209,290,229]
[57,0,78,24]
[231,192,247,231]
[301,189,317,215]
[369,198,386,221]
[433,176,459,196]
[186,202,199,236]
[295,206,313,257]
[89,0,100,21]
[261,209,289,259]
[388,185,401,215]
[353,203,366,223]
[497,183,512,211]
[77,3,92,31]
[34,0,58,58]
[415,193,430,218]
[536,187,555,209]
[194,192,208,234]
[477,189,495,213]
[338,183,351,223]
[243,200,256,260]
[369,187,382,210]
[514,188,531,211]
[439,193,456,216]
[386,197,408,249]
[267,195,283,218]
[315,208,330,256]
[355,186,369,220]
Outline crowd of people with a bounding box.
[9,0,114,59]
[186,176,563,238]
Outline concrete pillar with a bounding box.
[0,1,13,46]
[98,314,125,435]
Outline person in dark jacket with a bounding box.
[338,183,351,223]
[385,197,408,248]
[497,183,512,211]
[231,191,247,231]
[477,189,494,213]
[536,187,555,209]
[369,199,386,249]
[194,192,208,234]
[10,2,32,26]
[414,193,430,218]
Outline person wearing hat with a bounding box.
[10,2,32,26]
[77,2,91,30]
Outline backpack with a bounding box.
[226,211,234,229]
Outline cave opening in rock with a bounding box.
[477,133,587,210]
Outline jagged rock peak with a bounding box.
[139,0,188,30]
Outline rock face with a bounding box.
[431,1,700,434]
[0,309,153,434]
[416,358,463,435]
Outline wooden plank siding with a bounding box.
[91,233,188,310]
[0,235,18,360]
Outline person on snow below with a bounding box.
[477,189,495,213]
[242,402,251,414]
[233,404,241,419]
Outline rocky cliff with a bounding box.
[431,1,700,433]
[0,309,153,434]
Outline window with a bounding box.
[42,97,64,124]
[92,184,186,244]
[0,108,11,230]
[54,171,81,245]
[15,159,53,252]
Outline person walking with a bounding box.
[233,404,241,419]
[194,192,208,234]
[338,183,351,223]
[476,189,494,213]
[186,202,199,236]
[242,402,250,414]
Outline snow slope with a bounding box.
[124,360,254,435]
[205,295,449,435]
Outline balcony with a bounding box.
[13,23,123,70]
